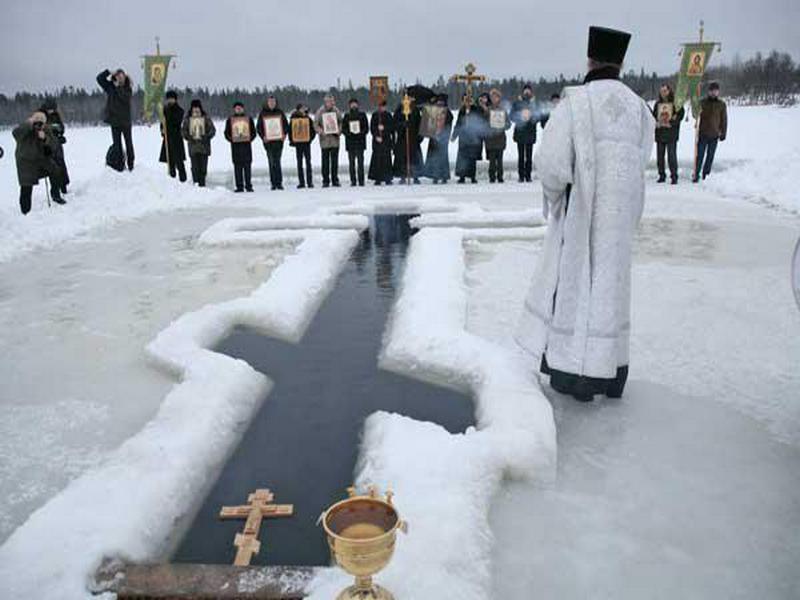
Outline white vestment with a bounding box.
[516,78,654,378]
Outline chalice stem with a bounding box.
[355,575,374,591]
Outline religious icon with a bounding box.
[322,112,340,135]
[189,116,205,140]
[490,109,506,130]
[150,63,165,86]
[262,115,284,141]
[687,51,706,76]
[291,118,311,143]
[369,75,389,105]
[230,116,251,143]
[657,103,674,127]
[520,108,532,122]
[348,120,361,135]
[419,105,444,138]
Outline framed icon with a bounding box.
[230,116,251,143]
[322,112,340,135]
[349,120,361,135]
[263,115,284,141]
[292,118,311,143]
[657,103,674,127]
[189,116,205,140]
[490,109,506,129]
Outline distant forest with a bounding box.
[1,50,798,126]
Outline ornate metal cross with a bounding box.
[451,63,487,103]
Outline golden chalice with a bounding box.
[320,486,407,600]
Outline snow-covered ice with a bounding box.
[0,103,798,599]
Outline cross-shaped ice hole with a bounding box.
[173,214,475,567]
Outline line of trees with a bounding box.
[1,50,797,126]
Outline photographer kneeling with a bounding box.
[13,111,66,215]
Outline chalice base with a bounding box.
[336,583,395,600]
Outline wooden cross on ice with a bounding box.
[219,488,294,566]
[451,63,487,103]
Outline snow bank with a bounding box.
[0,225,362,599]
[411,208,546,229]
[308,227,556,600]
[0,166,231,264]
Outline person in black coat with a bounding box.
[181,99,216,187]
[424,95,453,183]
[158,90,187,182]
[652,83,684,184]
[368,101,395,185]
[13,111,66,214]
[96,68,134,170]
[288,104,316,189]
[392,94,423,184]
[451,95,483,184]
[341,98,370,186]
[256,95,290,190]
[39,98,70,194]
[484,89,511,183]
[510,84,539,182]
[223,102,256,192]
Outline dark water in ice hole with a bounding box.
[173,214,475,567]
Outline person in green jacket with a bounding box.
[13,111,66,214]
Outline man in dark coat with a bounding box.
[13,111,66,214]
[96,68,134,170]
[694,81,727,182]
[485,88,511,183]
[288,104,316,189]
[39,98,70,194]
[511,84,539,182]
[341,98,370,187]
[451,95,483,184]
[424,94,453,183]
[368,100,395,185]
[158,90,187,182]
[392,94,423,184]
[224,101,256,192]
[652,83,684,184]
[181,99,216,187]
[256,95,290,190]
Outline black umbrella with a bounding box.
[405,84,435,103]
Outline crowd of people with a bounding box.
[9,64,728,214]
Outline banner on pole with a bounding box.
[675,41,718,118]
[142,53,173,121]
[369,76,389,106]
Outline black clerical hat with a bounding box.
[588,26,631,65]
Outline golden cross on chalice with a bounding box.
[320,486,408,600]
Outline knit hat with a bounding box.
[190,99,203,109]
[165,90,178,100]
[708,81,720,91]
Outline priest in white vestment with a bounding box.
[516,26,655,402]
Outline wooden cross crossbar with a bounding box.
[451,63,487,102]
[219,489,294,566]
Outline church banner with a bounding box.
[675,42,717,118]
[143,54,173,121]
[369,76,389,106]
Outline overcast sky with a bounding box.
[1,0,798,95]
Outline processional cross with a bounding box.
[450,63,487,103]
[219,488,294,566]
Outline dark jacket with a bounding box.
[652,98,685,144]
[224,115,257,164]
[342,109,369,153]
[181,112,216,156]
[452,105,484,155]
[370,110,395,150]
[511,97,538,144]
[484,103,511,151]
[699,96,727,140]
[96,70,133,128]
[41,108,70,186]
[288,111,316,147]
[256,105,290,147]
[13,121,60,186]
[159,103,186,163]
